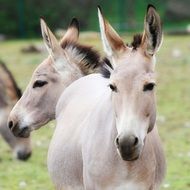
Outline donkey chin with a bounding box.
[117,147,141,161]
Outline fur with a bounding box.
[0,60,22,99]
[62,41,112,75]
[131,34,142,50]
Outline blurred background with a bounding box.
[0,0,190,190]
[0,0,190,38]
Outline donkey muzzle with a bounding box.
[8,120,30,138]
[116,134,141,161]
[16,150,32,161]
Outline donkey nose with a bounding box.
[116,134,140,161]
[116,137,120,147]
[17,151,32,161]
[116,135,139,148]
[8,119,30,138]
[8,120,14,130]
[8,120,18,132]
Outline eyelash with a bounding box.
[109,84,117,92]
[33,80,48,88]
[108,83,155,92]
[143,83,155,91]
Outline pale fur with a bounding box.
[48,5,165,189]
[8,19,103,136]
[98,8,112,57]
[48,73,165,189]
[9,5,165,189]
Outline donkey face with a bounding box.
[98,5,162,161]
[8,19,82,137]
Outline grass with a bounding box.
[0,34,190,189]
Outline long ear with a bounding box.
[60,18,79,46]
[40,18,63,60]
[142,5,162,55]
[40,18,73,72]
[97,6,126,57]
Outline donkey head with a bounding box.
[98,5,162,161]
[8,18,82,137]
[0,62,32,161]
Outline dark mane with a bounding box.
[61,41,103,75]
[0,60,22,99]
[101,57,113,78]
[131,34,142,50]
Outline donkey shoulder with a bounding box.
[56,73,108,117]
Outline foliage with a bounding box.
[0,0,189,38]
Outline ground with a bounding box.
[0,34,190,190]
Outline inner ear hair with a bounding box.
[142,4,162,55]
[98,6,126,58]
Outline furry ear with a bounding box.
[40,18,63,60]
[142,4,162,55]
[97,6,126,57]
[40,18,73,72]
[60,18,79,46]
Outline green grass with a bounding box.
[0,34,190,189]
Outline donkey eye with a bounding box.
[109,84,117,92]
[143,83,155,91]
[33,80,48,88]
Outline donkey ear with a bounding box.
[60,18,79,45]
[98,6,126,57]
[40,18,63,60]
[142,5,162,55]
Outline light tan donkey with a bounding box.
[8,18,109,136]
[46,5,165,189]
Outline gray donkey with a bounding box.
[0,61,31,160]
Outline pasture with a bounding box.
[0,34,190,190]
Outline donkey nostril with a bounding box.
[116,137,119,147]
[134,137,139,146]
[8,121,13,130]
[17,151,32,161]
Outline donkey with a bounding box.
[0,61,31,160]
[8,18,108,137]
[46,5,165,189]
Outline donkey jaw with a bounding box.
[117,147,141,161]
[120,150,140,161]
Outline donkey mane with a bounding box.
[101,57,113,78]
[61,41,112,75]
[131,34,142,50]
[101,34,143,79]
[0,60,22,99]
